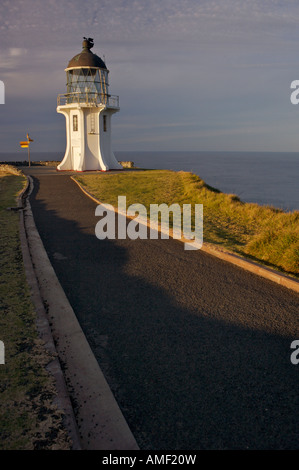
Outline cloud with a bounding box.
[1,0,299,48]
[1,0,299,152]
[9,47,26,57]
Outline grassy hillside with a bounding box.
[74,170,299,276]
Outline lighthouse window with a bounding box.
[90,114,95,133]
[103,115,107,132]
[73,115,78,132]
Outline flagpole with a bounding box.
[20,133,33,164]
[27,133,31,167]
[28,142,31,167]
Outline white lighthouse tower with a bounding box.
[57,37,122,171]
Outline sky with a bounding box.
[1,0,299,154]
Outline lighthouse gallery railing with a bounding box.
[57,92,119,108]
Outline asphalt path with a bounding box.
[24,166,299,450]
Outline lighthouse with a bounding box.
[56,37,122,171]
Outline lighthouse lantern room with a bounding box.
[57,37,122,171]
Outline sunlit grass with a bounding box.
[0,164,23,176]
[75,170,299,276]
[0,167,71,449]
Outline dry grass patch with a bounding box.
[0,164,23,176]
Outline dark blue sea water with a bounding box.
[1,150,298,212]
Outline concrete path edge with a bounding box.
[18,175,139,450]
[18,178,82,450]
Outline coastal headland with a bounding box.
[0,163,298,450]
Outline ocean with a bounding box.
[1,150,298,212]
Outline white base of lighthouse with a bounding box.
[56,103,122,172]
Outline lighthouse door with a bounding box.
[72,146,81,170]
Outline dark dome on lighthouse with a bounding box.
[66,37,107,70]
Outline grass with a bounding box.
[74,169,299,277]
[0,164,71,450]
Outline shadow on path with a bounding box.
[28,174,299,450]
